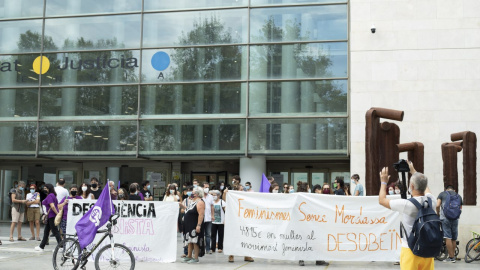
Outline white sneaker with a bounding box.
[34,246,44,252]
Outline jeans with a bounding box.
[441,218,459,240]
[40,217,61,249]
[211,223,224,251]
[204,222,212,252]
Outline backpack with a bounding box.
[443,191,462,220]
[400,197,444,258]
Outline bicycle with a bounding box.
[52,214,135,270]
[435,238,459,261]
[465,231,480,263]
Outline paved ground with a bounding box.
[1,223,479,269]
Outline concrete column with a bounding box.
[107,167,120,188]
[240,156,266,192]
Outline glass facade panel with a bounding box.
[0,0,43,19]
[250,42,347,79]
[141,47,246,83]
[143,9,248,47]
[46,0,141,16]
[140,83,244,116]
[251,0,346,5]
[139,120,244,154]
[0,88,38,118]
[40,86,138,118]
[0,20,43,53]
[0,121,37,153]
[250,5,347,42]
[41,50,140,86]
[38,121,137,154]
[0,54,40,87]
[44,15,141,51]
[144,0,247,11]
[249,80,347,116]
[248,118,347,153]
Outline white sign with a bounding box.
[67,200,178,262]
[224,192,402,262]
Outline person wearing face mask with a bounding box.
[201,182,215,255]
[141,181,153,201]
[334,178,346,196]
[26,184,41,241]
[394,184,402,195]
[388,185,396,196]
[322,183,332,194]
[179,187,206,263]
[80,183,95,200]
[9,180,27,242]
[109,181,118,200]
[211,190,226,253]
[35,184,62,251]
[312,184,322,194]
[117,188,128,200]
[244,182,254,192]
[90,177,102,199]
[288,185,295,194]
[192,179,199,189]
[58,185,83,236]
[163,184,180,202]
[269,183,280,193]
[128,184,142,201]
[180,186,194,258]
[351,174,364,196]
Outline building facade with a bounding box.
[0,0,351,220]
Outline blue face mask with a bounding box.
[147,185,151,189]
[193,184,197,188]
[187,191,192,197]
[30,189,35,193]
[19,187,24,191]
[388,190,394,195]
[245,186,251,190]
[289,189,294,193]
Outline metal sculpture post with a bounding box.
[397,142,424,199]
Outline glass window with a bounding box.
[144,0,247,11]
[0,20,43,53]
[0,0,43,19]
[0,121,37,153]
[0,54,41,87]
[44,15,141,51]
[250,5,347,42]
[250,42,347,79]
[251,0,346,6]
[141,47,246,83]
[40,86,138,118]
[139,120,244,154]
[0,88,38,119]
[248,117,347,153]
[46,0,141,16]
[143,9,248,47]
[38,121,137,154]
[249,80,347,116]
[41,50,140,86]
[140,83,244,116]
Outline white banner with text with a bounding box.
[67,200,178,262]
[224,192,401,261]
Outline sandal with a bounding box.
[18,237,27,241]
[9,237,14,242]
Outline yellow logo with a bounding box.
[32,56,50,74]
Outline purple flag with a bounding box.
[259,173,271,193]
[75,184,115,249]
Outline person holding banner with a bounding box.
[211,190,225,253]
[58,185,83,236]
[269,183,280,193]
[35,184,62,251]
[180,187,206,263]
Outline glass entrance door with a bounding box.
[1,168,21,221]
[290,169,327,190]
[145,168,169,200]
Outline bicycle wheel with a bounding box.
[94,243,135,270]
[435,245,448,261]
[465,238,480,263]
[53,238,81,270]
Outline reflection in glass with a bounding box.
[140,83,243,115]
[139,120,244,153]
[0,0,44,19]
[250,5,347,42]
[143,10,247,47]
[144,0,247,11]
[46,0,141,16]
[251,0,346,5]
[0,20,43,53]
[41,50,140,85]
[44,15,141,51]
[0,54,41,87]
[40,86,138,118]
[0,121,37,153]
[250,42,347,79]
[0,88,38,118]
[248,118,347,153]
[249,80,347,115]
[38,121,137,153]
[142,47,245,83]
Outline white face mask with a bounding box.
[169,189,175,194]
[204,188,209,193]
[220,185,224,190]
[272,190,279,193]
[212,196,218,201]
[307,189,311,193]
[388,190,394,195]
[395,189,401,194]
[82,186,87,191]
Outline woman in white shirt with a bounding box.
[80,183,95,200]
[25,184,41,241]
[163,184,180,202]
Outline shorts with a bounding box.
[27,207,41,221]
[400,247,434,270]
[442,218,459,240]
[11,207,25,223]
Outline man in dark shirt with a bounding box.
[436,185,463,262]
[90,177,102,199]
[334,178,346,195]
[128,184,142,201]
[140,181,153,201]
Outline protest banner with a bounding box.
[224,191,402,261]
[67,200,178,262]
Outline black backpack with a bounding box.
[401,197,444,258]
